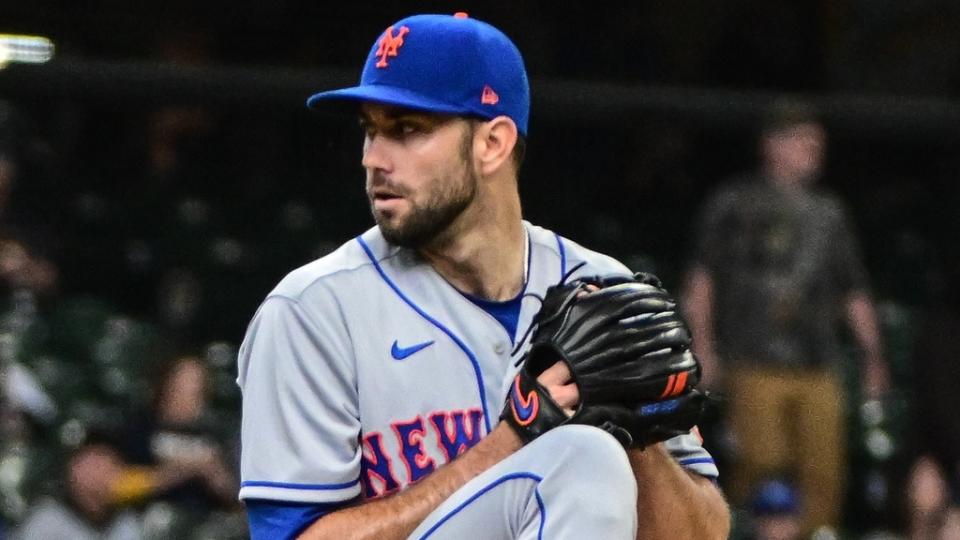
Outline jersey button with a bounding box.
[494,342,507,355]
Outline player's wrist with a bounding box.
[491,421,523,451]
[501,369,572,445]
[627,440,669,460]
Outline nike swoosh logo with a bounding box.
[510,375,539,426]
[390,340,435,360]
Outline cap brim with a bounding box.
[306,85,473,117]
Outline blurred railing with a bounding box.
[4,56,960,141]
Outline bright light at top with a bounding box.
[0,34,55,69]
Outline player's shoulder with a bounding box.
[268,227,398,300]
[525,221,631,278]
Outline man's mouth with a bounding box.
[370,190,406,213]
[371,190,401,201]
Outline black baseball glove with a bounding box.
[501,273,707,448]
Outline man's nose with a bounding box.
[362,135,392,173]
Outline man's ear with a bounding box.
[474,116,518,176]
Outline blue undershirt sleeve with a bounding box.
[245,498,357,540]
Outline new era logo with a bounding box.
[481,85,499,105]
[375,25,410,68]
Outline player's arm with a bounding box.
[239,293,371,539]
[518,275,731,540]
[297,364,583,539]
[629,445,730,540]
[297,423,521,540]
[543,360,730,540]
[296,358,591,539]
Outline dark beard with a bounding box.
[373,123,478,249]
[375,166,477,249]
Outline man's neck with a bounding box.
[764,164,815,191]
[419,191,525,301]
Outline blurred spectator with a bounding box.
[0,103,58,300]
[0,237,57,300]
[682,100,890,534]
[1,361,57,437]
[13,436,141,540]
[0,269,58,527]
[905,456,958,540]
[119,354,238,514]
[747,478,803,540]
[904,249,960,540]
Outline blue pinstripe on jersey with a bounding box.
[554,233,567,278]
[240,479,359,490]
[417,472,546,539]
[357,236,494,433]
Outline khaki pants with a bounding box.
[727,365,846,533]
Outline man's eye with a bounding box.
[397,122,418,135]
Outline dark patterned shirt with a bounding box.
[692,177,868,368]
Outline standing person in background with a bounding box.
[682,100,889,535]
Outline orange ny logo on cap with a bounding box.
[481,85,499,105]
[375,25,410,68]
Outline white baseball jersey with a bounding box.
[237,221,718,506]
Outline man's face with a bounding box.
[359,103,479,249]
[764,122,826,185]
[68,444,123,518]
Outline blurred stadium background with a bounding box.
[0,1,959,538]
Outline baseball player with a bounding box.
[237,13,730,540]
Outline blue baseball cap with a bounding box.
[306,13,530,136]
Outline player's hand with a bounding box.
[531,285,595,415]
[501,272,705,447]
[536,362,578,415]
